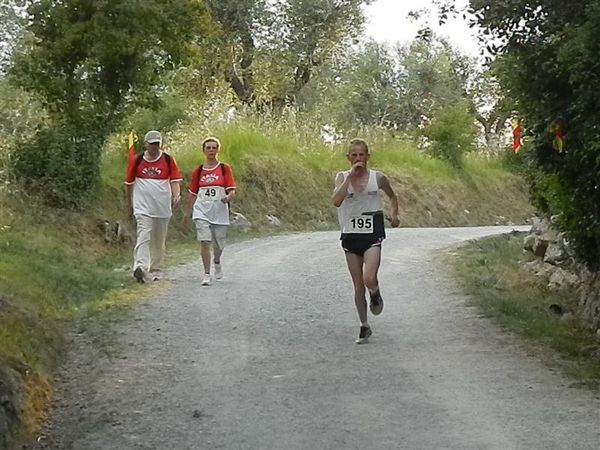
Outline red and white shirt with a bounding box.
[188,162,236,225]
[125,152,182,218]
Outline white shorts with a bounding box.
[194,219,228,250]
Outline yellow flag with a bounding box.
[128,131,136,159]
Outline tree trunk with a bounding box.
[475,113,495,150]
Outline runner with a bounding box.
[332,139,400,343]
[184,137,236,285]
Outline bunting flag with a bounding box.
[511,118,521,153]
[127,131,136,159]
[553,124,564,153]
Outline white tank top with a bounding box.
[337,169,382,234]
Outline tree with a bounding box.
[423,99,478,167]
[396,35,469,130]
[299,41,406,131]
[300,35,476,135]
[12,0,210,124]
[205,0,370,106]
[466,65,514,152]
[9,0,211,207]
[468,0,600,267]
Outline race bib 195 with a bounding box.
[344,215,374,234]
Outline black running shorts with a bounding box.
[340,211,385,257]
[341,236,384,257]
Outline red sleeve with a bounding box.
[223,164,236,189]
[124,155,138,184]
[168,156,182,181]
[187,166,200,195]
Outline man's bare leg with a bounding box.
[363,246,383,315]
[345,252,368,324]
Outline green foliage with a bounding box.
[11,0,209,122]
[397,36,469,128]
[0,79,48,183]
[8,0,211,208]
[12,121,107,209]
[499,146,526,173]
[303,41,406,130]
[423,100,477,167]
[125,92,191,142]
[300,34,475,134]
[469,0,600,268]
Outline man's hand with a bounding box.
[390,215,400,228]
[126,203,134,219]
[349,161,365,178]
[172,195,181,209]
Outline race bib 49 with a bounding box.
[200,187,222,201]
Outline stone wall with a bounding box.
[522,217,600,331]
[0,364,20,449]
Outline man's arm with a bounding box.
[332,172,350,207]
[378,173,400,227]
[171,181,181,208]
[125,183,134,218]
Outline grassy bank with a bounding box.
[446,232,600,389]
[0,120,534,448]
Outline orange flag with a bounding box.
[554,125,564,152]
[512,118,521,153]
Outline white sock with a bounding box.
[361,321,370,328]
[368,286,379,295]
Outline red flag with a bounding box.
[512,119,521,153]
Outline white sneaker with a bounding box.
[201,274,211,286]
[214,263,223,280]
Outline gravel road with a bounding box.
[34,227,600,450]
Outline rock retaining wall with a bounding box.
[522,217,600,331]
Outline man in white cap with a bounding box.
[125,130,182,283]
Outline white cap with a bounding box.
[144,130,161,144]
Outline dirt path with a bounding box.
[34,227,600,450]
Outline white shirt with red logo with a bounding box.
[188,162,236,225]
[124,152,183,218]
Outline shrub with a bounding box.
[423,101,477,168]
[12,122,107,209]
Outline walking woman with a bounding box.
[185,137,237,285]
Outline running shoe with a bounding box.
[133,267,145,284]
[369,289,384,315]
[201,274,211,286]
[214,263,223,280]
[355,325,372,344]
[150,270,162,282]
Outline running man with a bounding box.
[184,137,236,285]
[332,139,400,344]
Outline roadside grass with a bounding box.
[447,232,600,388]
